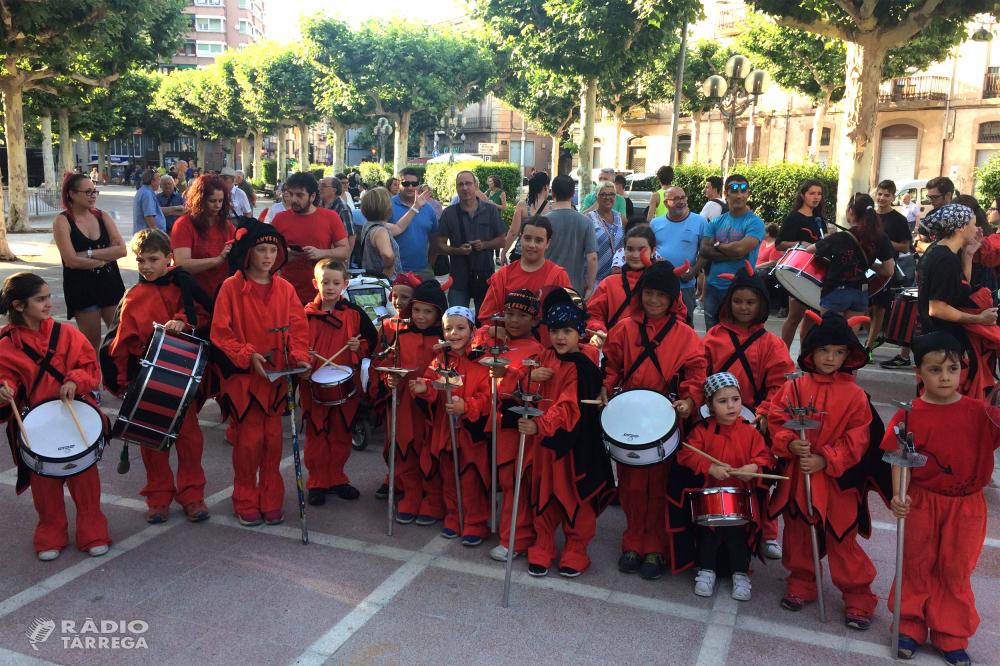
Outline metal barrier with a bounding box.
[1,187,64,216]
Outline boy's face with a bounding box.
[443,315,472,353]
[314,268,347,302]
[503,306,538,339]
[391,285,414,312]
[520,225,550,263]
[135,250,172,281]
[409,302,438,330]
[729,288,761,326]
[914,351,961,400]
[249,243,278,273]
[641,287,672,319]
[549,326,581,354]
[709,386,743,425]
[812,345,848,375]
[624,237,651,271]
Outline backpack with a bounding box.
[710,198,729,216]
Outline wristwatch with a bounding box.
[713,241,721,249]
[87,249,93,259]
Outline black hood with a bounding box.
[228,216,288,277]
[716,259,770,325]
[798,311,868,373]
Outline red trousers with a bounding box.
[783,515,878,617]
[888,487,987,652]
[304,410,352,490]
[618,463,668,555]
[761,492,780,541]
[498,461,534,552]
[231,404,285,515]
[139,408,205,508]
[29,467,112,553]
[389,440,444,518]
[529,502,597,572]
[439,451,490,538]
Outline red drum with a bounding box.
[885,288,919,347]
[866,260,904,297]
[689,487,754,526]
[310,365,356,406]
[772,246,827,310]
[113,325,208,451]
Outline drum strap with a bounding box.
[608,270,634,329]
[718,328,768,406]
[625,315,676,393]
[17,322,65,399]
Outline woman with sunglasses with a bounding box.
[588,180,625,284]
[52,173,127,366]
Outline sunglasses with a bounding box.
[598,192,616,198]
[727,183,749,192]
[401,180,420,187]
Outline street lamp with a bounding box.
[374,117,393,168]
[703,55,771,177]
[440,106,467,164]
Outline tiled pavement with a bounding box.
[0,187,998,665]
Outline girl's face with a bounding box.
[549,326,581,354]
[391,285,414,312]
[729,288,761,327]
[520,225,550,262]
[624,237,651,271]
[503,306,538,339]
[314,268,347,303]
[804,186,823,209]
[409,302,438,330]
[14,284,52,325]
[710,386,743,425]
[443,315,472,353]
[641,287,671,319]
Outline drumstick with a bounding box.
[4,381,29,450]
[62,396,90,448]
[580,399,604,405]
[310,345,350,372]
[681,443,789,480]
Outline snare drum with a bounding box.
[19,398,106,478]
[601,389,679,467]
[772,246,828,310]
[885,288,919,347]
[689,487,754,526]
[698,404,755,423]
[113,325,208,451]
[310,365,356,406]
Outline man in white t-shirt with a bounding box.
[902,191,920,231]
[700,176,724,221]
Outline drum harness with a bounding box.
[716,328,768,407]
[1,321,65,404]
[607,270,637,330]
[623,315,679,400]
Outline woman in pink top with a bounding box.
[755,224,789,317]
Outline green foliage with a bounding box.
[502,201,518,229]
[263,158,277,185]
[249,177,266,191]
[156,67,244,141]
[667,41,738,118]
[358,162,393,185]
[223,42,321,133]
[424,161,522,204]
[308,167,326,181]
[496,68,580,139]
[974,153,1000,208]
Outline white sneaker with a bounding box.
[489,544,521,562]
[762,539,782,560]
[732,573,752,601]
[694,569,716,597]
[88,545,109,557]
[37,550,60,562]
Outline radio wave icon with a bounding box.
[25,618,55,650]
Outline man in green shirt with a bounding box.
[581,167,627,216]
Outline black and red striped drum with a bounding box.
[112,324,208,451]
[885,288,919,347]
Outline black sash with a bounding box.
[625,315,678,395]
[1,322,66,400]
[717,328,768,406]
[608,270,635,329]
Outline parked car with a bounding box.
[623,172,657,218]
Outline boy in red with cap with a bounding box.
[211,219,311,526]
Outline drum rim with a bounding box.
[312,384,358,406]
[604,429,680,466]
[18,397,103,463]
[311,365,355,385]
[601,388,677,450]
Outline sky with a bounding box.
[265,0,468,42]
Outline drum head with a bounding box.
[23,400,102,457]
[602,389,675,443]
[312,365,353,384]
[698,404,755,423]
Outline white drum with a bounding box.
[18,398,106,478]
[601,389,679,467]
[699,404,756,423]
[310,364,356,406]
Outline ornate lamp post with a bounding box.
[374,117,393,168]
[703,55,772,177]
[440,106,467,164]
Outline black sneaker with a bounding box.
[307,489,326,506]
[329,483,361,500]
[374,483,390,499]
[845,612,870,630]
[618,550,641,574]
[559,566,581,577]
[640,553,664,580]
[528,563,548,577]
[880,355,912,369]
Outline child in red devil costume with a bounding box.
[518,288,615,577]
[588,225,660,348]
[676,372,775,601]
[410,306,492,544]
[474,289,543,562]
[599,259,706,579]
[767,310,879,629]
[211,219,311,527]
[0,273,112,561]
[101,230,213,524]
[702,259,794,560]
[378,279,450,523]
[301,259,378,505]
[881,331,1000,664]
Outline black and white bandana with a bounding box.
[923,204,973,240]
[703,372,741,400]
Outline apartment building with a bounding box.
[160,0,266,73]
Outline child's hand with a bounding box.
[347,335,362,352]
[708,462,731,480]
[799,454,827,474]
[445,396,466,415]
[890,494,911,519]
[0,381,13,404]
[60,381,78,403]
[518,418,538,435]
[673,398,695,419]
[164,319,186,333]
[386,374,400,390]
[250,353,269,379]
[408,378,427,395]
[788,439,811,457]
[488,325,509,340]
[752,413,768,434]
[530,367,554,382]
[490,366,507,379]
[598,386,609,406]
[590,330,606,348]
[731,464,759,481]
[297,360,312,381]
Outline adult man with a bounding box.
[133,169,165,233]
[700,176,725,221]
[388,166,439,280]
[185,161,196,180]
[697,174,765,329]
[449,173,487,205]
[319,177,355,250]
[157,175,185,234]
[614,175,635,218]
[902,191,920,231]
[271,172,351,303]
[220,167,253,218]
[872,180,916,368]
[581,167,627,216]
[347,168,361,199]
[544,175,598,298]
[916,176,954,253]
[650,186,706,325]
[235,170,256,208]
[437,170,508,310]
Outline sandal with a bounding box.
[146,505,169,524]
[184,501,210,522]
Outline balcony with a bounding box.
[984,72,1000,99]
[462,116,492,131]
[717,2,747,35]
[878,76,949,103]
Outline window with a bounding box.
[238,19,248,34]
[186,15,196,30]
[177,40,196,57]
[807,127,832,147]
[196,16,223,32]
[196,42,225,56]
[627,136,647,172]
[628,176,653,192]
[978,121,1000,143]
[194,0,222,5]
[238,0,247,6]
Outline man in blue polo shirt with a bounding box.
[132,168,166,233]
[696,174,764,329]
[389,166,439,280]
[649,185,705,326]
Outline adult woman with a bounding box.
[170,175,236,298]
[503,171,549,264]
[360,187,404,280]
[589,180,625,285]
[266,186,293,223]
[386,177,400,196]
[53,174,127,358]
[955,194,999,293]
[754,224,788,316]
[806,193,894,326]
[486,175,507,210]
[776,180,827,347]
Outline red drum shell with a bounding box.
[310,365,357,406]
[772,247,827,310]
[689,487,754,526]
[885,288,919,347]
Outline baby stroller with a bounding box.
[345,270,395,451]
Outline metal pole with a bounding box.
[799,426,826,623]
[502,431,528,608]
[274,326,308,545]
[490,376,499,534]
[520,113,526,177]
[444,385,464,536]
[387,385,398,536]
[745,97,757,167]
[668,21,688,167]
[891,466,909,657]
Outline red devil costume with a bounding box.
[300,291,378,498]
[478,257,570,348]
[100,266,213,521]
[211,220,310,519]
[767,311,881,620]
[0,315,112,554]
[523,288,616,574]
[881,331,1000,654]
[602,260,706,568]
[588,248,689,335]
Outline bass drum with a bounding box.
[772,246,827,310]
[601,389,679,467]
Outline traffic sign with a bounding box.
[432,149,440,157]
[478,142,499,155]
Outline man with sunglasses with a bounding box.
[650,186,705,326]
[697,174,765,329]
[389,167,439,280]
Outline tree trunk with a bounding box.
[691,110,703,163]
[613,105,624,170]
[159,141,167,170]
[331,120,346,175]
[809,89,833,163]
[104,143,110,180]
[196,136,206,174]
[224,137,235,169]
[58,108,73,177]
[253,130,263,181]
[1,80,30,232]
[297,121,308,171]
[393,111,411,176]
[0,183,12,259]
[40,109,55,190]
[276,128,286,183]
[240,135,250,173]
[837,37,885,227]
[96,139,107,189]
[578,78,597,199]
[550,133,561,176]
